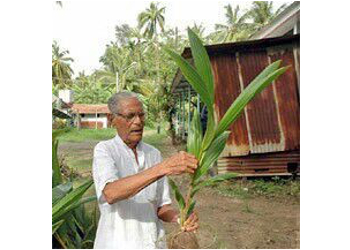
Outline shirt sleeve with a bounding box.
[155,152,172,208]
[92,142,119,203]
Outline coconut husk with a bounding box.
[168,231,199,249]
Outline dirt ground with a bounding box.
[165,176,300,249]
[59,132,300,249]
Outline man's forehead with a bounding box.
[119,98,143,110]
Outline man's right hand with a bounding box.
[158,151,198,176]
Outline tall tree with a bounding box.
[72,75,112,104]
[52,40,74,89]
[213,4,252,43]
[98,44,137,92]
[138,2,166,133]
[248,1,287,30]
[137,2,165,39]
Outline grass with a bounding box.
[58,128,116,143]
[58,126,172,172]
[214,177,300,199]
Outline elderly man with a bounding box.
[92,91,199,249]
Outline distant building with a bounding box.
[71,104,112,129]
[52,94,72,120]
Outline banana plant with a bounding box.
[164,28,288,226]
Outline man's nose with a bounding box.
[133,114,143,124]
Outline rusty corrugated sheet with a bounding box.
[237,50,283,154]
[170,35,300,176]
[212,54,250,156]
[269,48,300,151]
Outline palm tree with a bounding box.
[137,2,165,39]
[72,75,111,104]
[189,23,208,44]
[138,2,166,133]
[97,44,137,92]
[248,1,287,31]
[52,41,74,89]
[213,4,252,43]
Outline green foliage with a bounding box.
[194,131,231,183]
[186,200,196,218]
[52,129,70,187]
[57,128,116,143]
[213,4,253,43]
[215,178,300,198]
[164,28,287,226]
[168,178,185,210]
[186,109,202,159]
[52,41,74,89]
[52,130,97,248]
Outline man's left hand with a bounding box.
[182,212,199,232]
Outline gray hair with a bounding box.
[108,91,142,115]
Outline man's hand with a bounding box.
[182,212,199,232]
[159,151,198,176]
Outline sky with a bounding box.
[53,0,289,76]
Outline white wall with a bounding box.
[81,114,108,128]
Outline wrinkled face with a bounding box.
[112,98,145,148]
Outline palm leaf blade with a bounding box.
[164,47,212,108]
[194,131,231,183]
[187,28,214,102]
[187,109,203,159]
[168,178,185,210]
[52,179,93,223]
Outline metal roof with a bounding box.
[171,34,300,93]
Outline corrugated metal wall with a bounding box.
[212,43,299,158]
[171,35,300,176]
[211,41,300,175]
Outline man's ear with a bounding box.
[111,115,118,128]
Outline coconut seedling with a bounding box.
[164,28,288,248]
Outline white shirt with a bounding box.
[92,134,172,249]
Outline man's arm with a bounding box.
[103,151,198,205]
[103,164,164,204]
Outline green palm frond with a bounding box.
[164,28,288,226]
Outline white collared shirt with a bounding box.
[92,134,172,249]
